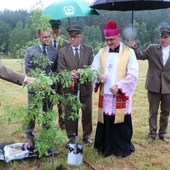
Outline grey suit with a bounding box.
[0,63,25,85]
[58,43,94,141]
[25,45,58,92]
[24,45,58,141]
[134,44,170,138]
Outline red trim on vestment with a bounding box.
[98,95,103,108]
[116,95,126,108]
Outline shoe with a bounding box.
[116,155,126,158]
[148,136,156,142]
[159,136,169,143]
[60,126,66,131]
[22,142,35,154]
[130,143,135,153]
[66,140,75,149]
[66,142,69,149]
[83,138,92,144]
[47,147,59,155]
[61,127,66,131]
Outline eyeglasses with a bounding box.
[105,36,118,42]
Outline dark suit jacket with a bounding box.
[24,45,58,93]
[57,43,94,96]
[0,63,25,85]
[134,44,170,94]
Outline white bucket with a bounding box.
[67,143,83,165]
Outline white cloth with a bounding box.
[40,45,47,55]
[162,45,170,66]
[52,38,58,48]
[71,45,80,56]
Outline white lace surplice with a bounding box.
[92,42,139,116]
[103,74,137,115]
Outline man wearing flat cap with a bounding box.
[92,20,139,158]
[57,25,94,144]
[129,26,170,143]
[49,19,69,131]
[49,19,68,49]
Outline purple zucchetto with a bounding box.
[103,20,120,37]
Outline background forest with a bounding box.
[0,8,170,58]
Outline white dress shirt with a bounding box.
[162,45,170,66]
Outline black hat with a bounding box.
[160,26,170,36]
[49,19,61,28]
[67,25,83,34]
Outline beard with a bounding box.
[42,40,50,46]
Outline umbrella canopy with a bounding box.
[43,0,99,24]
[90,0,170,38]
[90,0,170,11]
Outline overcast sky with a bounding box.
[0,0,94,11]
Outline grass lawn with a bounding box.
[0,59,170,170]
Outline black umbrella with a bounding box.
[90,0,170,11]
[90,0,170,37]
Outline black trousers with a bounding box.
[148,91,170,138]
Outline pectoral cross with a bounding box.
[108,64,113,72]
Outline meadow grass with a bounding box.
[0,59,170,170]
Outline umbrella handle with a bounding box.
[68,18,70,25]
[132,42,140,50]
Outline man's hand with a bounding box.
[25,76,35,84]
[98,75,108,83]
[71,69,77,78]
[129,38,139,49]
[110,85,119,94]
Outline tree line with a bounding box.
[0,8,170,58]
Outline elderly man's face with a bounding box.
[105,34,120,49]
[69,32,83,47]
[160,33,170,47]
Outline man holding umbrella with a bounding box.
[129,26,170,143]
[49,19,68,49]
[57,25,94,144]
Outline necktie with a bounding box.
[42,46,47,55]
[75,48,79,67]
[53,40,56,48]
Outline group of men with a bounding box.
[1,19,170,158]
[24,19,94,150]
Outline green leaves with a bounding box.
[78,65,101,84]
[22,61,101,157]
[56,70,74,88]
